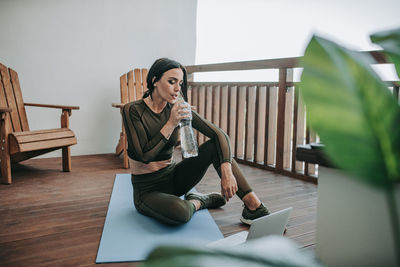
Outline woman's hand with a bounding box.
[220,162,238,201]
[161,99,191,139]
[168,99,191,127]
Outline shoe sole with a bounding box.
[240,216,253,225]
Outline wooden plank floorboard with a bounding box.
[0,153,317,266]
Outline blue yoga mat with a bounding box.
[96,174,224,263]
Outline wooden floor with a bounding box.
[0,153,317,266]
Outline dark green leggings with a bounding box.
[131,140,253,225]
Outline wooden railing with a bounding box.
[186,52,400,183]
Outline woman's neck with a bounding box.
[144,93,167,113]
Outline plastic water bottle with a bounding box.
[178,98,198,158]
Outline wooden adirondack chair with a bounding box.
[0,63,80,184]
[112,68,148,168]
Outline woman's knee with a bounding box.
[167,201,194,224]
[198,140,219,164]
[198,139,216,153]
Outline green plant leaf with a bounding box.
[370,28,400,78]
[143,247,274,267]
[142,236,322,267]
[300,36,400,187]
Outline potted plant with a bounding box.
[300,28,400,266]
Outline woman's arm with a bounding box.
[122,101,190,164]
[160,100,189,139]
[192,110,232,164]
[192,111,237,200]
[122,103,170,163]
[220,162,238,201]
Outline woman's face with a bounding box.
[153,68,184,104]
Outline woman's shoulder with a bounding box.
[129,99,145,110]
[131,98,144,105]
[122,99,146,118]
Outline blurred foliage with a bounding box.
[142,236,321,267]
[371,28,400,78]
[300,28,400,265]
[300,31,400,187]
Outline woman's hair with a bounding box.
[144,58,188,101]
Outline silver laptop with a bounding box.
[207,207,292,248]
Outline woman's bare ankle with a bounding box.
[242,192,261,210]
[189,199,201,210]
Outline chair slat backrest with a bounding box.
[127,70,135,102]
[134,69,143,101]
[119,68,148,104]
[0,63,29,132]
[9,68,29,131]
[142,69,148,94]
[119,73,128,104]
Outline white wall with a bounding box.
[195,0,400,82]
[0,0,197,157]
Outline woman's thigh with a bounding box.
[173,140,218,196]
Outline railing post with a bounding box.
[263,86,270,166]
[291,86,299,173]
[276,68,289,171]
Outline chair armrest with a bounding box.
[0,107,11,121]
[24,103,80,110]
[112,103,124,108]
[0,107,12,113]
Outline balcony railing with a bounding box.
[186,52,399,183]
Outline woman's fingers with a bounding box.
[225,182,237,200]
[220,167,238,201]
[221,187,228,201]
[227,190,233,199]
[222,186,235,200]
[176,101,191,119]
[170,100,192,125]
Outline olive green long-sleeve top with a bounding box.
[122,99,232,165]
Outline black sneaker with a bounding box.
[185,192,226,210]
[240,203,270,225]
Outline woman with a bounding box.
[122,58,270,225]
